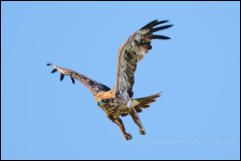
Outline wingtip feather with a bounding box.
[71,77,75,84]
[151,24,173,33]
[51,68,57,73]
[141,20,170,30]
[151,35,171,40]
[60,73,64,81]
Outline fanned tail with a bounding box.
[132,92,161,113]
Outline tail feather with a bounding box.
[133,92,161,113]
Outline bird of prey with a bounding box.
[47,20,173,140]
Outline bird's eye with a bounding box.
[102,99,108,103]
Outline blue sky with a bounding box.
[1,1,240,160]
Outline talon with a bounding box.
[124,133,132,140]
[140,128,146,135]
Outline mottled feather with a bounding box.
[47,63,111,98]
[114,20,173,97]
[47,20,172,140]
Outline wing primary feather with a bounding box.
[140,20,158,29]
[70,77,75,84]
[151,20,169,28]
[141,20,169,30]
[151,35,171,39]
[51,68,57,73]
[151,24,173,33]
[60,73,64,81]
[47,63,111,97]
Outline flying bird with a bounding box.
[47,20,173,140]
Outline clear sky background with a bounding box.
[1,1,240,160]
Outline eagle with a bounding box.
[47,20,173,140]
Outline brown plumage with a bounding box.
[47,20,172,140]
[46,63,111,98]
[114,20,173,98]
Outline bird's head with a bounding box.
[97,98,113,107]
[97,99,110,107]
[95,90,115,107]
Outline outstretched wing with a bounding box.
[47,63,111,97]
[114,20,173,97]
